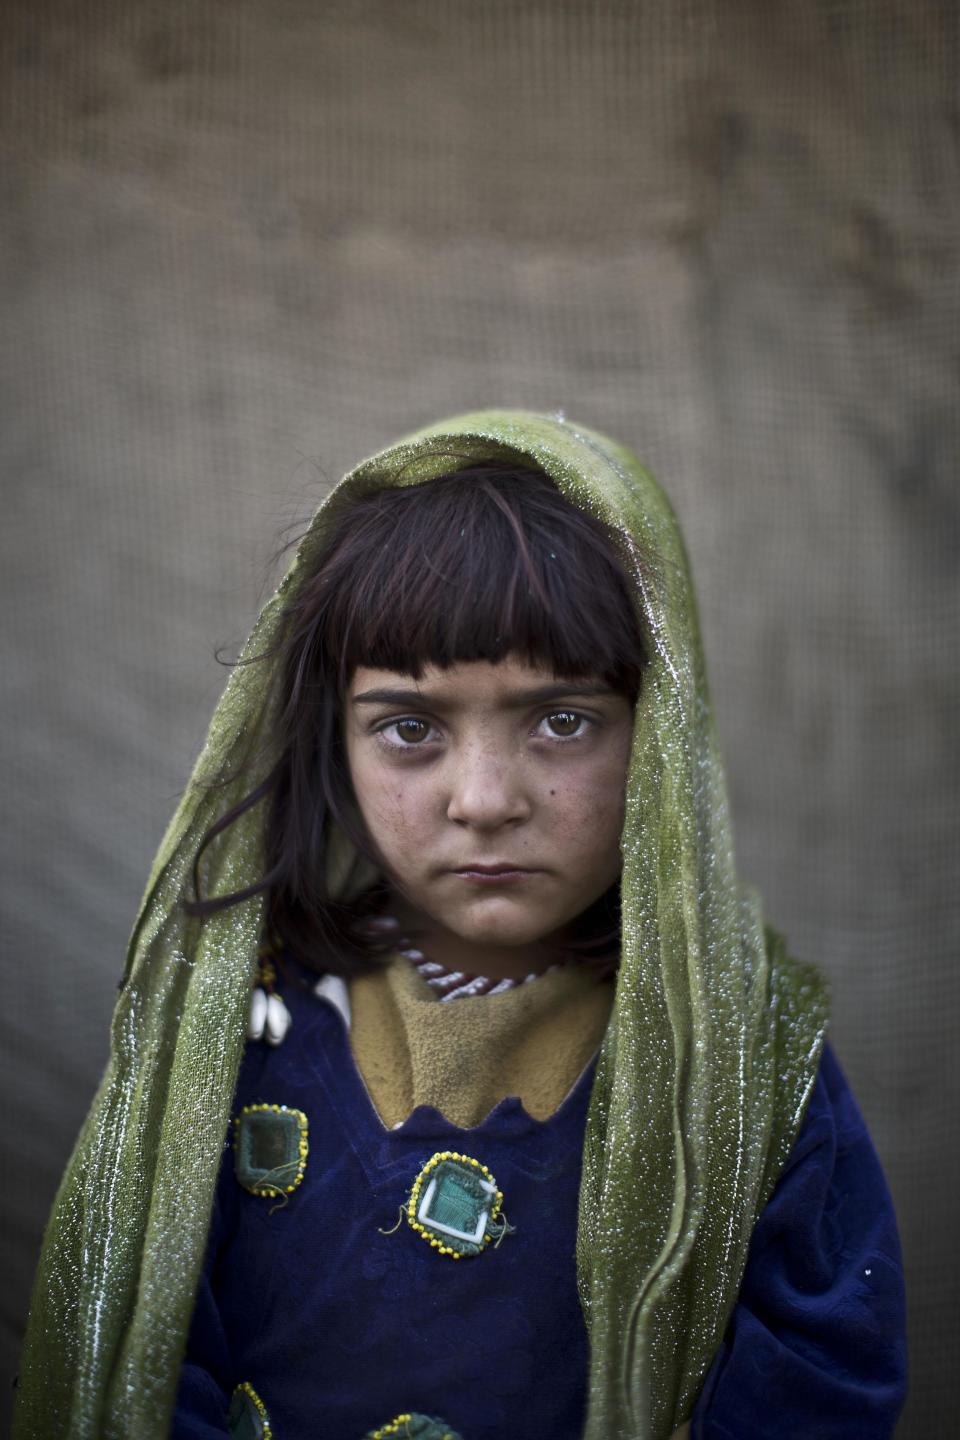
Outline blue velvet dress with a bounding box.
[173,972,907,1439]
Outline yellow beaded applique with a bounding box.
[369,1416,413,1439]
[233,1103,308,1198]
[405,1151,513,1258]
[367,1413,463,1439]
[228,1380,272,1439]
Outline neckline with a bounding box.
[294,977,601,1185]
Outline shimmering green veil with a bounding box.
[13,411,828,1440]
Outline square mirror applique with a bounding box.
[404,1152,513,1257]
[233,1103,308,1198]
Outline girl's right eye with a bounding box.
[376,717,436,747]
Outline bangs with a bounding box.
[300,464,646,696]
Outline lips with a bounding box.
[452,863,536,875]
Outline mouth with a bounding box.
[449,863,539,883]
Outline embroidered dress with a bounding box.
[172,968,906,1439]
[175,969,597,1440]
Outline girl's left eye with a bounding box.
[539,710,589,740]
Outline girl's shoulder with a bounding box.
[774,1039,887,1191]
[691,1039,907,1437]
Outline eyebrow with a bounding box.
[351,682,618,709]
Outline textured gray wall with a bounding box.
[2,2,957,1433]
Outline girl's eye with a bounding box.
[380,717,433,746]
[541,710,588,740]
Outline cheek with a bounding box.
[349,754,433,859]
[550,752,629,863]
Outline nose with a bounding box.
[445,745,531,830]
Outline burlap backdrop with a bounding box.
[1,3,956,1434]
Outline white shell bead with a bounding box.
[265,992,292,1046]
[247,986,268,1041]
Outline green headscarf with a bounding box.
[14,411,828,1440]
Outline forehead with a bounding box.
[347,657,616,710]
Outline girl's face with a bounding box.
[344,655,633,979]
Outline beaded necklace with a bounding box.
[397,939,557,1000]
[387,917,617,1000]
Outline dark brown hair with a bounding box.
[186,461,646,974]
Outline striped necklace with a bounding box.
[359,914,616,1002]
[397,937,561,1001]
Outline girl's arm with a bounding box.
[689,1043,907,1438]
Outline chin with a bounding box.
[447,903,557,949]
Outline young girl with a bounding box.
[14,411,907,1440]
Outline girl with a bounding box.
[14,411,907,1440]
